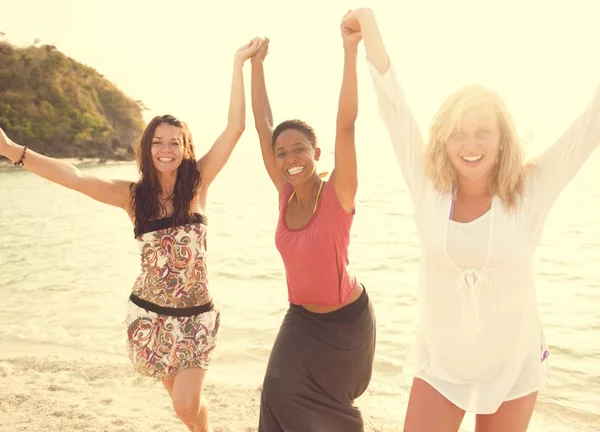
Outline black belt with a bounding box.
[129,293,214,317]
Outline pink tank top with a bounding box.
[275,180,356,306]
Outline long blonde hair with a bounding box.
[424,85,526,208]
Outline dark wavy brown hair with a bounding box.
[131,114,201,235]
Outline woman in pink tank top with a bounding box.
[250,17,377,432]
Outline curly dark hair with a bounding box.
[131,114,201,235]
[271,119,317,149]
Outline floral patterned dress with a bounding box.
[125,213,220,379]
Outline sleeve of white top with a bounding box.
[367,61,425,202]
[532,84,600,209]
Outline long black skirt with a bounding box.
[259,287,376,432]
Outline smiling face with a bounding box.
[445,103,502,185]
[132,114,201,235]
[150,122,184,173]
[424,85,527,207]
[274,128,321,185]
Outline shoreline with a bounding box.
[0,157,134,169]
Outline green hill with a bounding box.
[0,40,145,160]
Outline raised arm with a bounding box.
[343,8,425,202]
[346,8,389,75]
[250,38,285,194]
[330,13,361,213]
[531,83,600,210]
[0,127,131,210]
[197,38,262,187]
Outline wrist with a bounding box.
[12,144,28,166]
[2,141,24,164]
[233,56,245,68]
[343,43,359,55]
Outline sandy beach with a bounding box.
[2,343,597,432]
[0,355,262,432]
[0,345,402,432]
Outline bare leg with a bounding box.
[475,392,537,432]
[163,377,194,431]
[403,378,466,432]
[163,368,211,432]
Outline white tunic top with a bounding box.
[446,213,490,270]
[368,61,600,414]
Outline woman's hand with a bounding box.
[341,10,363,49]
[234,37,263,65]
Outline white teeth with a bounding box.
[158,157,175,162]
[288,166,304,175]
[462,155,483,162]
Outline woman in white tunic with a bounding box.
[342,8,600,432]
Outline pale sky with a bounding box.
[1,0,599,156]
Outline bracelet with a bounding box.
[13,145,28,167]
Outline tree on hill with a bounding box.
[0,39,146,160]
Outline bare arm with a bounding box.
[0,128,131,209]
[250,38,285,194]
[197,38,262,187]
[343,8,426,204]
[343,8,390,75]
[331,18,361,213]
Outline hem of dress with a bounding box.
[414,373,541,415]
[414,373,471,412]
[503,388,540,403]
[132,363,211,381]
